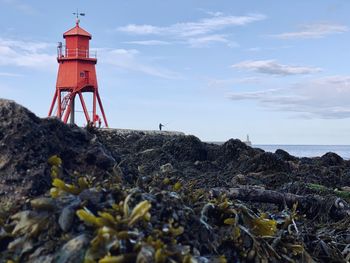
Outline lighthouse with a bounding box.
[48,16,108,127]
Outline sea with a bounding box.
[254,145,350,160]
[209,142,350,159]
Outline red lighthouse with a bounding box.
[48,17,108,127]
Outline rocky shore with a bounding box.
[0,99,349,262]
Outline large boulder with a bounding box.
[0,99,115,206]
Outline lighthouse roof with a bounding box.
[63,24,92,39]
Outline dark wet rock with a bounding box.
[243,152,291,174]
[216,139,252,164]
[55,234,89,263]
[0,99,115,206]
[275,149,298,162]
[58,206,76,232]
[160,163,174,173]
[78,188,103,207]
[162,135,208,162]
[319,152,344,166]
[2,100,350,262]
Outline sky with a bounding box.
[1,0,350,144]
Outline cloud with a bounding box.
[227,75,350,119]
[119,25,161,35]
[208,77,262,90]
[0,72,22,77]
[124,40,171,46]
[205,11,224,17]
[118,14,266,37]
[246,46,292,52]
[0,37,179,79]
[0,38,56,71]
[1,0,36,14]
[232,60,322,76]
[188,34,238,48]
[118,13,266,47]
[273,23,348,39]
[99,48,181,79]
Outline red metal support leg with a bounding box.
[57,90,62,119]
[96,90,109,128]
[63,93,73,123]
[48,90,57,116]
[78,92,91,123]
[92,90,97,126]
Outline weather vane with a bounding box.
[73,9,85,25]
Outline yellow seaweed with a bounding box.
[182,255,196,263]
[52,178,80,195]
[128,200,152,226]
[155,248,166,263]
[218,255,227,263]
[76,209,99,226]
[223,218,235,225]
[123,194,133,217]
[163,178,170,185]
[173,182,182,191]
[169,225,184,237]
[50,165,60,178]
[48,155,62,166]
[50,187,60,198]
[78,177,90,190]
[232,226,241,241]
[250,217,277,236]
[99,255,125,263]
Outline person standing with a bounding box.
[159,123,165,131]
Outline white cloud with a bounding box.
[0,38,56,71]
[119,25,161,35]
[227,75,350,119]
[1,0,36,14]
[208,77,262,90]
[232,60,322,76]
[188,34,238,48]
[118,14,266,37]
[118,13,266,47]
[124,40,171,46]
[0,72,22,77]
[273,23,348,39]
[246,46,292,52]
[205,11,224,17]
[99,48,181,79]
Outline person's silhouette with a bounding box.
[159,123,165,131]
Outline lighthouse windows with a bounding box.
[80,72,85,78]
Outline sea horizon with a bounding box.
[207,142,350,159]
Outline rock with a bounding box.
[30,197,56,211]
[231,174,246,185]
[275,149,298,162]
[78,188,102,207]
[162,135,207,162]
[0,99,115,206]
[136,245,155,263]
[160,163,174,173]
[55,234,89,263]
[2,99,350,263]
[58,206,76,232]
[243,152,291,173]
[84,144,115,168]
[341,186,350,192]
[319,152,344,166]
[28,255,54,263]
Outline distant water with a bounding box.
[255,145,350,159]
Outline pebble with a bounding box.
[55,234,89,263]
